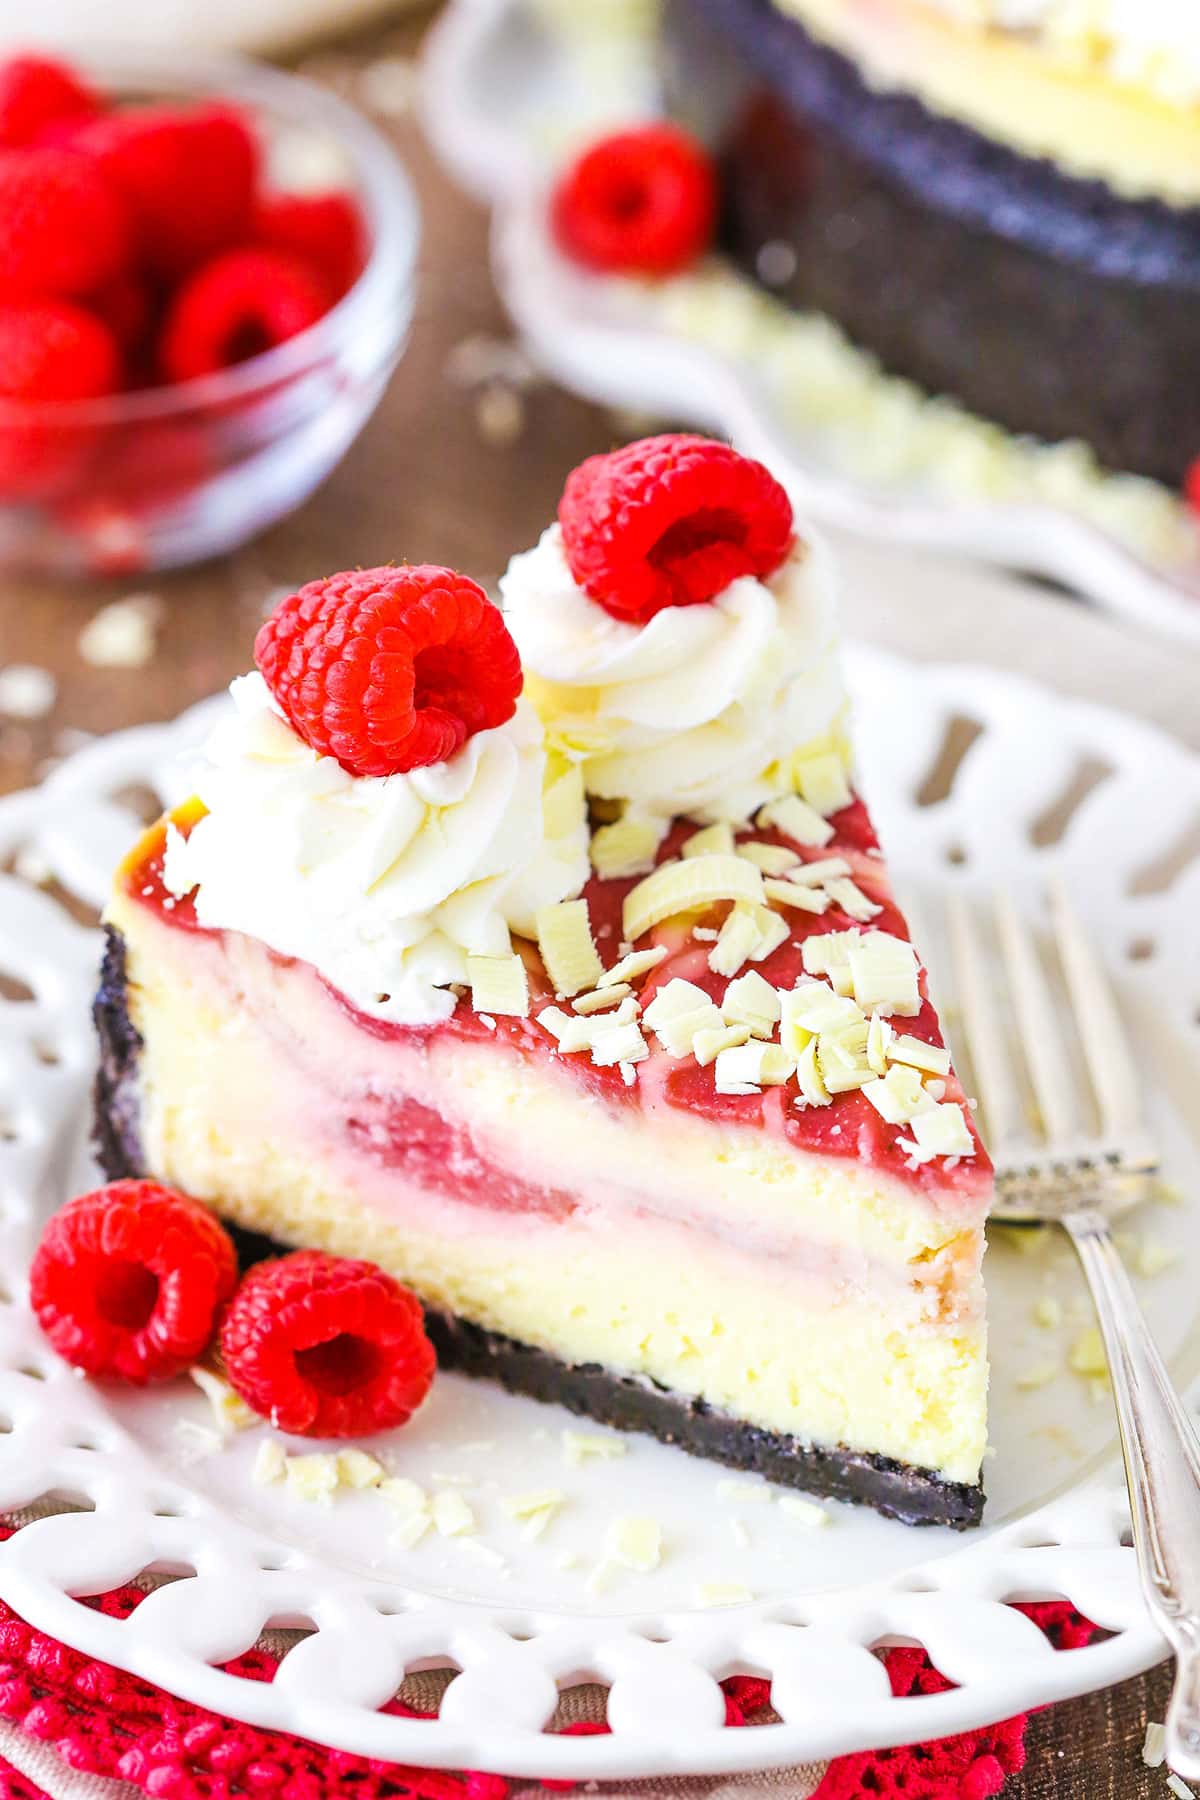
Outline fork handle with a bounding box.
[1066,1209,1200,1780]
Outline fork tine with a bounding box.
[993,889,1083,1145]
[1048,877,1145,1141]
[944,890,1024,1156]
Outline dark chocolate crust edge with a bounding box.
[423,1309,984,1529]
[92,926,984,1530]
[93,925,146,1183]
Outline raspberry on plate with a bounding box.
[82,102,259,281]
[559,432,795,623]
[0,148,130,299]
[254,190,366,299]
[255,564,524,777]
[219,1250,436,1437]
[158,248,332,383]
[551,122,716,277]
[30,1180,238,1384]
[0,55,98,148]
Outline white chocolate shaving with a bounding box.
[756,793,835,846]
[800,931,860,977]
[737,841,801,876]
[794,1038,831,1107]
[692,1022,752,1066]
[606,1514,662,1572]
[599,944,668,987]
[432,1489,476,1536]
[572,983,632,1013]
[682,822,735,859]
[794,750,852,816]
[695,1581,754,1607]
[624,854,764,940]
[189,1366,257,1434]
[825,877,883,923]
[466,953,529,1018]
[763,877,831,914]
[862,1063,937,1126]
[336,1448,384,1489]
[590,812,666,878]
[252,1440,287,1486]
[589,1019,650,1066]
[722,969,782,1037]
[536,898,603,997]
[846,933,920,1014]
[786,856,851,886]
[909,1102,975,1159]
[778,1495,830,1527]
[562,1429,627,1465]
[887,1034,951,1075]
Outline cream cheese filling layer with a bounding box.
[108,893,988,1484]
[771,0,1200,203]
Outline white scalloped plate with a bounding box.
[0,647,1199,1780]
[421,0,1200,650]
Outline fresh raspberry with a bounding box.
[255,564,523,777]
[0,301,121,500]
[1185,458,1200,515]
[81,102,259,280]
[30,1181,238,1385]
[0,149,130,299]
[158,248,331,383]
[0,300,120,401]
[254,190,366,299]
[0,55,98,148]
[551,123,716,276]
[559,432,795,622]
[219,1250,436,1437]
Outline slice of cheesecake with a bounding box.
[94,438,990,1527]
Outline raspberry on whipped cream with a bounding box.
[502,434,849,826]
[500,519,848,825]
[163,567,587,1026]
[162,673,588,1027]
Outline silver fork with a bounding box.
[946,880,1200,1781]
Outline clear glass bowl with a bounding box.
[0,53,419,578]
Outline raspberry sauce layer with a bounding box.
[118,802,990,1204]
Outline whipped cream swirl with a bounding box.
[163,673,589,1027]
[499,524,848,824]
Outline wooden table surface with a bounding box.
[0,8,1181,1795]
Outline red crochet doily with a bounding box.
[0,1527,1093,1800]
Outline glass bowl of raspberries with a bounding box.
[0,51,418,576]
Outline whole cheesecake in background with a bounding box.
[94,434,991,1528]
[660,0,1200,488]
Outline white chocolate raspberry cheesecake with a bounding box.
[96,436,991,1527]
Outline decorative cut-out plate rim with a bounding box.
[0,644,1197,1778]
[421,0,1200,651]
